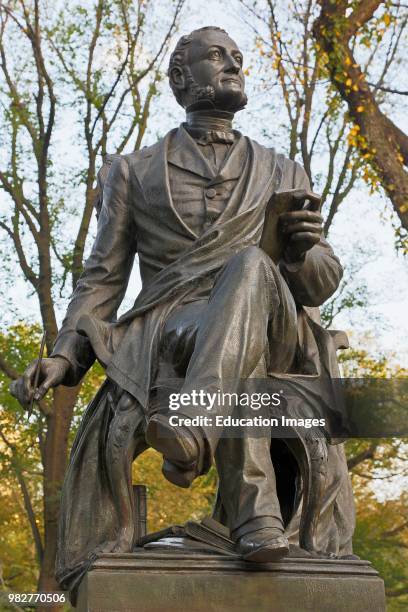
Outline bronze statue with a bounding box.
[11,26,355,596]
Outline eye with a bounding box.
[234,54,243,66]
[208,48,222,61]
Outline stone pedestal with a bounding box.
[76,551,385,612]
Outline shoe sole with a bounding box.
[146,417,197,464]
[162,459,196,488]
[243,542,289,563]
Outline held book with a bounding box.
[260,189,321,263]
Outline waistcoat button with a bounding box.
[206,188,217,199]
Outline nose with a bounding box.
[224,55,241,74]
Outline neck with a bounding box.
[186,109,234,133]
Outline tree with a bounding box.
[238,0,363,234]
[0,0,184,603]
[313,0,408,240]
[352,491,408,610]
[238,0,407,242]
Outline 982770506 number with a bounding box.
[7,592,66,606]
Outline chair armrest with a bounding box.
[328,329,349,350]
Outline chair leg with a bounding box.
[284,434,328,552]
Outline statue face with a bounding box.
[185,30,246,111]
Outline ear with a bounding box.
[169,66,186,91]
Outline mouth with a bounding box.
[221,77,242,85]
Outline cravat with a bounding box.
[186,127,235,145]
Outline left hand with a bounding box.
[279,192,323,262]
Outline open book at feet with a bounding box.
[184,517,237,555]
[138,517,237,555]
[260,189,321,264]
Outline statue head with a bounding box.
[168,26,247,113]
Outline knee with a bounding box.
[230,246,276,280]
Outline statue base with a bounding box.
[75,550,385,611]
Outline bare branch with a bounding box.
[135,0,185,83]
[309,107,330,159]
[324,147,360,234]
[0,216,39,289]
[347,442,378,470]
[368,82,408,96]
[382,520,408,538]
[90,47,131,137]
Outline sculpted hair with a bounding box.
[168,26,229,106]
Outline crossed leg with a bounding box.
[169,246,298,456]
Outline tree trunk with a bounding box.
[314,0,408,231]
[37,384,80,612]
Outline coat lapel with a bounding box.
[211,132,247,185]
[135,129,198,240]
[167,125,216,179]
[167,125,246,183]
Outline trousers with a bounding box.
[158,246,298,536]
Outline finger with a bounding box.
[10,378,30,407]
[22,360,38,395]
[290,188,320,201]
[10,379,27,405]
[289,232,321,244]
[295,191,321,209]
[20,371,34,404]
[34,370,61,401]
[283,222,323,235]
[280,210,323,223]
[288,190,321,212]
[288,188,308,199]
[34,384,49,401]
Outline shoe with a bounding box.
[146,413,201,463]
[237,528,289,563]
[162,459,197,488]
[145,414,203,486]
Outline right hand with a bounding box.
[10,356,70,407]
